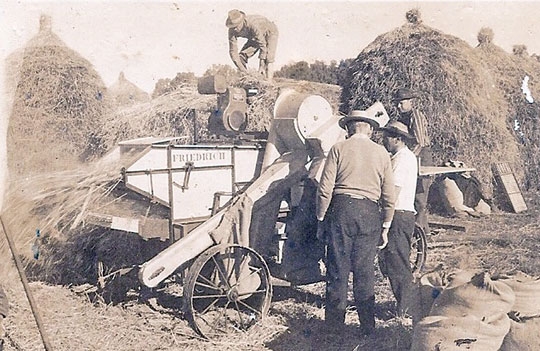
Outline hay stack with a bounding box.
[108,72,151,107]
[475,33,540,190]
[341,11,521,196]
[7,15,111,177]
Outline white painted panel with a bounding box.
[172,168,233,220]
[233,148,263,183]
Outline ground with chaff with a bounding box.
[1,191,539,351]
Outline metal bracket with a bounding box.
[173,162,194,191]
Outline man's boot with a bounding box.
[325,307,345,333]
[356,295,376,336]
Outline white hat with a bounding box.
[339,101,390,129]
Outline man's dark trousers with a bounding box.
[379,211,419,319]
[325,194,380,334]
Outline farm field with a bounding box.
[1,191,538,351]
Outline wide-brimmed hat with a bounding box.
[393,88,417,102]
[380,120,414,139]
[339,101,390,130]
[226,9,245,28]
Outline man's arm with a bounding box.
[316,147,338,221]
[228,29,246,72]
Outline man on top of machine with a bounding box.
[226,9,279,80]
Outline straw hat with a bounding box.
[380,120,414,139]
[226,9,245,28]
[339,101,390,129]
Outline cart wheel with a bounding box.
[410,224,427,274]
[184,244,273,339]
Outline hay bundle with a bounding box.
[99,76,341,151]
[7,15,111,177]
[340,13,521,196]
[0,150,168,301]
[99,83,215,150]
[475,38,540,190]
[477,27,494,46]
[108,72,151,107]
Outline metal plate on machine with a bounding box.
[123,143,264,221]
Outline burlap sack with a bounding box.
[430,272,515,320]
[411,313,511,351]
[499,318,540,351]
[498,271,540,317]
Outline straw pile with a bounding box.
[475,34,540,191]
[98,75,341,151]
[341,10,523,196]
[1,149,168,302]
[108,72,151,107]
[7,15,111,177]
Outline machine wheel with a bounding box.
[184,244,273,339]
[410,224,427,274]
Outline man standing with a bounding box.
[316,102,395,336]
[393,88,433,236]
[225,9,279,79]
[379,121,419,321]
[0,285,8,351]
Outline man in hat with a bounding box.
[316,102,395,336]
[225,9,279,79]
[0,285,7,350]
[379,120,419,322]
[393,88,433,236]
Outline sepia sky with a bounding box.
[1,0,540,94]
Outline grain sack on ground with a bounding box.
[412,271,515,351]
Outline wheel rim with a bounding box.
[410,224,427,274]
[184,244,272,339]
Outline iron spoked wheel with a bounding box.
[410,224,427,274]
[184,244,273,339]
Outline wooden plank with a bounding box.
[492,162,527,213]
[419,166,476,176]
[428,221,467,232]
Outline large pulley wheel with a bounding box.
[184,244,273,339]
[410,224,427,274]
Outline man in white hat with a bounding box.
[379,120,419,322]
[393,87,433,237]
[316,102,395,336]
[225,9,279,79]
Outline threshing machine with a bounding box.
[96,76,429,338]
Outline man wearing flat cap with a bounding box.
[316,102,395,336]
[226,9,279,79]
[379,120,420,322]
[393,87,433,237]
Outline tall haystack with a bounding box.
[108,72,151,107]
[341,10,521,196]
[476,33,540,190]
[7,15,111,178]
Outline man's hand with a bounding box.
[377,228,390,249]
[316,219,327,244]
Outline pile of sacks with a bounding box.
[430,161,492,218]
[412,269,540,350]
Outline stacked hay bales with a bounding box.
[108,72,151,107]
[475,34,540,190]
[341,10,522,196]
[7,15,111,177]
